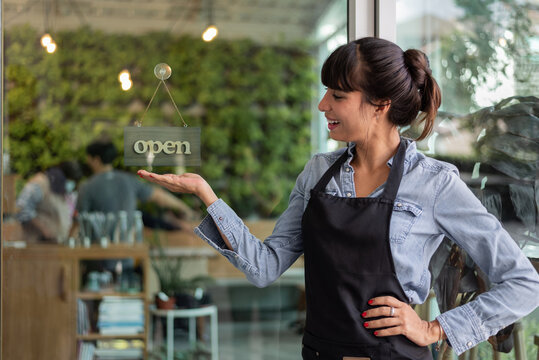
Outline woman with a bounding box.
[139,37,539,359]
[16,161,81,243]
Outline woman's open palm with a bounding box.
[138,170,206,195]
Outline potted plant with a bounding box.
[150,233,214,309]
[150,343,211,360]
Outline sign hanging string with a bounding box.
[137,64,189,128]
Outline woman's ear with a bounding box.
[374,100,391,116]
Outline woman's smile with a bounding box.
[327,117,340,131]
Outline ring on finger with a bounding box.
[389,306,395,317]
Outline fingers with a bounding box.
[362,297,431,345]
[138,170,173,184]
[368,296,403,308]
[362,306,395,319]
[138,171,179,193]
[362,296,406,337]
[363,296,405,318]
[371,326,402,337]
[363,316,401,330]
[138,170,157,181]
[137,170,206,196]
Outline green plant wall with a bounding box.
[4,25,315,217]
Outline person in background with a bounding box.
[139,37,539,359]
[16,160,82,243]
[76,139,197,223]
[75,138,199,302]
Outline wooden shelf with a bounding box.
[2,245,150,359]
[77,292,146,300]
[77,333,146,340]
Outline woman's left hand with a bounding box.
[363,296,441,347]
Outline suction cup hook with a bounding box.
[154,63,172,80]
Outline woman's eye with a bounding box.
[332,93,343,100]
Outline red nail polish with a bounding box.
[149,175,154,178]
[368,299,374,305]
[362,312,367,317]
[363,322,369,328]
[374,331,379,336]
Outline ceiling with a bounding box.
[3,0,338,43]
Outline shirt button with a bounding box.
[346,192,352,197]
[467,341,473,347]
[396,202,403,207]
[345,167,350,172]
[315,352,319,356]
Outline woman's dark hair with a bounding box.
[321,37,441,140]
[45,167,67,195]
[86,140,118,165]
[45,161,82,195]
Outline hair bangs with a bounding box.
[321,43,361,92]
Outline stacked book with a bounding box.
[97,297,144,335]
[77,299,91,335]
[77,341,96,360]
[94,339,144,359]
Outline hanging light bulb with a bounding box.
[202,0,218,42]
[118,69,131,83]
[41,0,56,53]
[121,80,133,91]
[118,69,132,91]
[202,25,218,42]
[46,41,57,53]
[41,33,53,47]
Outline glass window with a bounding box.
[397,1,538,358]
[1,1,348,359]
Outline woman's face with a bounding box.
[318,88,373,143]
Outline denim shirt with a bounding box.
[195,138,539,355]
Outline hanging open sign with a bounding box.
[124,64,201,167]
[124,126,201,167]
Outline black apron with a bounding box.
[301,140,432,360]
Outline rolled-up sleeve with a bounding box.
[434,170,539,354]
[195,160,313,287]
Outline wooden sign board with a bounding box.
[124,127,201,166]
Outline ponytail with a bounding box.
[403,49,441,140]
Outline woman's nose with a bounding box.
[318,91,330,112]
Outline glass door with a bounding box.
[396,1,538,359]
[1,0,356,359]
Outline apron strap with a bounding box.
[312,149,350,193]
[382,139,407,201]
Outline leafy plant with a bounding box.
[437,0,534,113]
[149,232,214,298]
[4,26,314,218]
[435,96,539,248]
[150,343,212,360]
[428,96,539,358]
